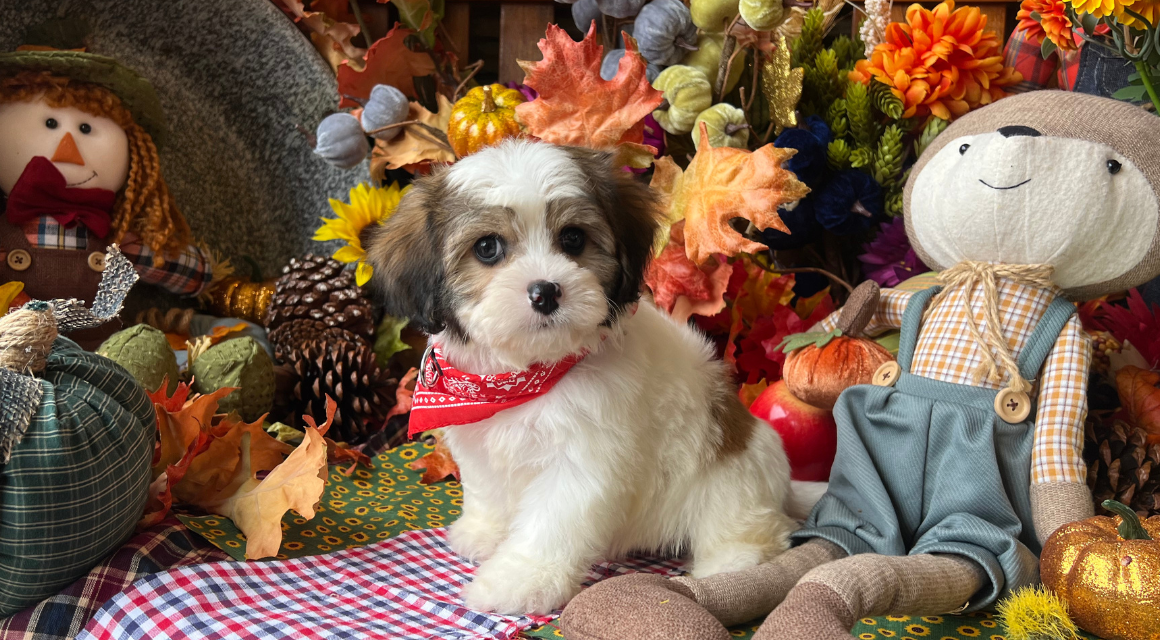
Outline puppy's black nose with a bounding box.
[528,281,561,315]
[998,125,1041,138]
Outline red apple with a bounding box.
[748,379,837,482]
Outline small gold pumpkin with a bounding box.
[447,84,526,158]
[205,277,276,324]
[1040,500,1160,640]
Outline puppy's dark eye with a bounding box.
[1107,159,1122,175]
[79,123,92,134]
[560,227,586,255]
[959,143,970,155]
[473,235,504,265]
[45,118,58,129]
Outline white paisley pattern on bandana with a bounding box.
[408,345,586,436]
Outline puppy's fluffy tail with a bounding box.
[786,481,828,521]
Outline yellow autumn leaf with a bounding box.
[0,282,23,318]
[206,427,328,559]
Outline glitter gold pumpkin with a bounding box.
[447,84,525,158]
[1040,500,1160,640]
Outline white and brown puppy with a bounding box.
[367,140,796,615]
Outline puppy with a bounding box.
[367,140,797,615]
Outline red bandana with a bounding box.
[408,345,586,436]
[5,156,116,238]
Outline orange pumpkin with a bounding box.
[1040,500,1160,640]
[779,281,894,410]
[447,84,525,157]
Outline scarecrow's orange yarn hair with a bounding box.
[0,71,190,262]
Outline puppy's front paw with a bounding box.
[463,551,582,615]
[447,513,507,563]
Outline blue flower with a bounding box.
[814,170,883,236]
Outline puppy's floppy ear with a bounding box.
[568,147,663,312]
[365,175,448,334]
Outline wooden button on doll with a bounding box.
[0,50,212,349]
[559,91,1160,640]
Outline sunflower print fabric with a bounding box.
[181,442,1099,640]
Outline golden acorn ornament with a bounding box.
[205,277,275,324]
[447,84,525,157]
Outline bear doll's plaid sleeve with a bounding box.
[814,287,913,334]
[1031,315,1092,485]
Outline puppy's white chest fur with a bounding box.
[440,302,795,614]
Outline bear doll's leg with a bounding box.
[754,552,986,640]
[559,539,845,640]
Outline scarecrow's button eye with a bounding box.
[1108,159,1122,175]
[45,118,58,129]
[959,143,970,155]
[79,123,92,135]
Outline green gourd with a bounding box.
[739,0,783,31]
[690,0,739,32]
[189,337,274,422]
[635,0,699,66]
[97,324,179,393]
[681,32,745,93]
[652,66,713,134]
[693,103,750,150]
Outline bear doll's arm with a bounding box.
[1029,315,1095,546]
[812,288,914,335]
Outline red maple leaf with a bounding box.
[515,23,663,154]
[337,25,437,105]
[645,221,732,323]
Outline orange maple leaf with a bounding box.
[370,95,455,176]
[645,221,732,323]
[515,24,663,158]
[337,24,437,105]
[138,430,211,530]
[300,397,371,474]
[1117,365,1160,443]
[386,368,418,421]
[656,123,810,265]
[151,385,236,478]
[174,414,293,506]
[409,432,460,484]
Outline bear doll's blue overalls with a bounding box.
[790,286,1077,609]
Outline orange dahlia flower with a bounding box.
[1017,0,1078,50]
[848,0,1023,120]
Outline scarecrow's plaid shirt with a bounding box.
[1003,29,1082,93]
[23,218,212,296]
[818,280,1091,486]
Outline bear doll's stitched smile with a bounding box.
[979,178,1032,190]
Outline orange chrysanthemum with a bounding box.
[1017,0,1078,50]
[848,0,1023,120]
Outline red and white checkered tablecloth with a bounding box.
[78,527,685,640]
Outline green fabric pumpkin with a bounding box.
[0,337,154,617]
[693,103,750,150]
[190,337,274,422]
[652,65,713,134]
[690,0,738,32]
[97,324,179,394]
[739,0,783,31]
[681,32,745,93]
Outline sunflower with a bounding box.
[314,181,410,286]
[849,0,1022,120]
[1017,0,1079,50]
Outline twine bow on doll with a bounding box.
[927,261,1056,397]
[0,246,138,463]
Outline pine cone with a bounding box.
[264,254,374,337]
[1086,418,1160,517]
[281,336,396,444]
[268,318,368,362]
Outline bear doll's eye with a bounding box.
[959,143,970,155]
[1107,159,1122,175]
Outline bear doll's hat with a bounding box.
[0,49,167,144]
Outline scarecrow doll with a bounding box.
[0,50,211,348]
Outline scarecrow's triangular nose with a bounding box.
[51,132,85,166]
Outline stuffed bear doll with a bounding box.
[559,90,1160,639]
[0,50,213,349]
